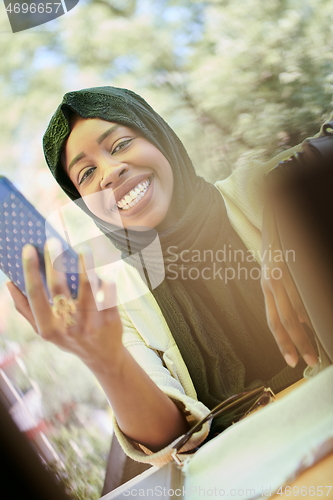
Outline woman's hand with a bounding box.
[7,239,124,374]
[260,205,318,368]
[7,239,189,450]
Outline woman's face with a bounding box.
[62,117,174,230]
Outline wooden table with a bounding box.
[269,379,333,499]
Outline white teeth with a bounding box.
[117,178,151,210]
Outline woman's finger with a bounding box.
[279,265,312,329]
[6,281,38,332]
[76,250,120,326]
[101,279,118,311]
[269,279,318,366]
[45,238,70,299]
[263,286,299,367]
[77,247,101,311]
[22,244,57,335]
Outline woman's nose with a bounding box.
[99,160,129,189]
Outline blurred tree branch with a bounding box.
[92,0,136,16]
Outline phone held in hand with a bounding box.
[0,176,79,298]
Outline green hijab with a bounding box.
[44,86,304,432]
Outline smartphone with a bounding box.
[0,176,79,298]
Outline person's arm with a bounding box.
[215,139,323,369]
[260,124,333,369]
[113,298,212,465]
[7,240,188,451]
[87,345,189,451]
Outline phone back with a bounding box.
[0,176,79,298]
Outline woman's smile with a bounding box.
[62,117,174,230]
[113,175,152,214]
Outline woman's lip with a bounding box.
[116,176,154,218]
[111,173,152,206]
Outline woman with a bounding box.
[7,86,320,466]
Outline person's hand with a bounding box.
[6,239,123,374]
[7,240,190,450]
[260,205,318,368]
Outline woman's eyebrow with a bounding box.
[68,152,86,172]
[96,124,122,144]
[68,124,123,172]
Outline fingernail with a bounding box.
[79,244,91,257]
[95,290,105,303]
[304,354,318,367]
[22,244,36,260]
[284,353,297,368]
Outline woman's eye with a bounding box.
[78,166,96,185]
[111,138,133,155]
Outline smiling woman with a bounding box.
[62,116,174,230]
[7,85,328,468]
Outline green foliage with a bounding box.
[1,0,333,494]
[47,425,110,500]
[20,341,109,419]
[1,0,332,188]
